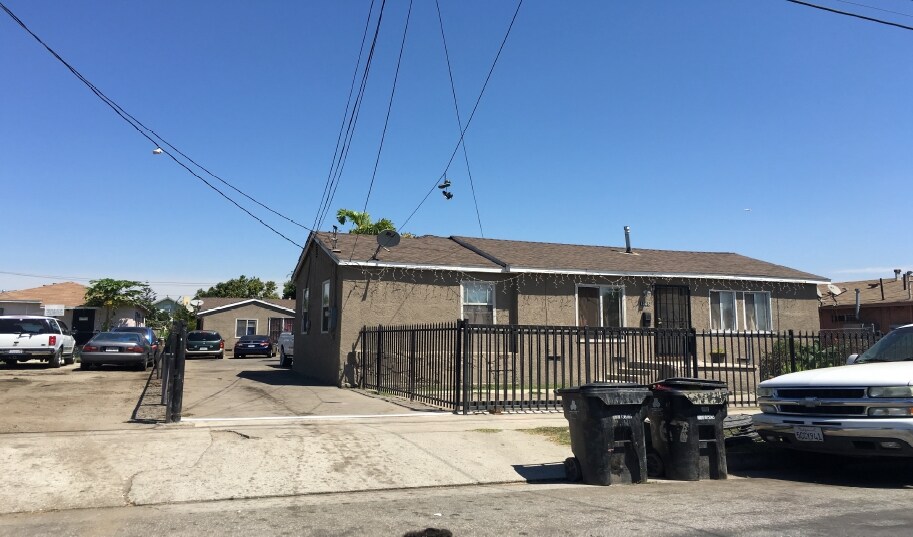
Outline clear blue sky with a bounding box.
[2,0,912,299]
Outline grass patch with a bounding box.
[471,428,503,434]
[521,426,571,446]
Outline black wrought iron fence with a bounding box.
[359,322,881,413]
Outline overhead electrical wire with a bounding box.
[0,270,217,287]
[313,0,389,232]
[786,0,913,30]
[400,0,523,232]
[0,1,308,248]
[436,0,485,238]
[832,0,913,19]
[311,0,378,232]
[347,0,415,262]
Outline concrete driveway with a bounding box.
[179,356,430,420]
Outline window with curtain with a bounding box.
[462,281,495,324]
[744,291,772,331]
[710,291,737,331]
[577,285,623,327]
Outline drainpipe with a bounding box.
[854,288,861,321]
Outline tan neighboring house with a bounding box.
[0,281,148,344]
[291,231,827,386]
[819,270,913,332]
[195,298,295,352]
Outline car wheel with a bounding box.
[50,348,63,368]
[4,359,17,367]
[279,350,288,368]
[137,356,148,372]
[64,350,76,365]
[80,361,92,370]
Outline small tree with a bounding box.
[336,209,396,235]
[196,275,279,299]
[84,279,152,330]
[282,280,296,300]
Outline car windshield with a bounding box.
[188,332,221,342]
[0,318,53,334]
[856,327,913,363]
[92,332,144,344]
[113,327,154,341]
[240,336,268,343]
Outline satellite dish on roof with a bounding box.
[816,288,823,298]
[377,230,401,248]
[190,299,204,308]
[371,230,401,260]
[827,284,843,296]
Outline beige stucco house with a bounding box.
[291,231,827,387]
[195,298,295,354]
[0,281,147,345]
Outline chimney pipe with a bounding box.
[624,226,632,254]
[894,269,901,281]
[854,288,861,321]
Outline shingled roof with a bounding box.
[299,232,826,283]
[819,277,913,307]
[0,282,87,308]
[196,297,295,315]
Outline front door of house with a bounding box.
[654,285,691,357]
[71,308,96,345]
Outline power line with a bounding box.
[786,0,913,30]
[0,270,217,287]
[315,1,389,231]
[400,0,523,232]
[436,0,484,238]
[833,0,913,19]
[348,0,414,262]
[0,1,307,248]
[311,0,378,232]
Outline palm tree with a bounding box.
[336,209,396,235]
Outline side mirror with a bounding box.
[846,354,858,365]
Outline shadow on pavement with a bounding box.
[236,369,331,387]
[511,462,567,483]
[729,447,913,488]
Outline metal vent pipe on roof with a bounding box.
[855,288,861,321]
[624,226,632,254]
[894,269,901,280]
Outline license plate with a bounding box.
[200,347,209,350]
[8,349,23,354]
[795,426,824,442]
[105,347,120,352]
[247,345,256,348]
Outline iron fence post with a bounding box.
[461,320,471,415]
[689,328,699,377]
[169,321,187,422]
[583,326,591,383]
[360,326,366,389]
[409,329,416,401]
[454,320,464,412]
[376,325,383,391]
[788,329,797,373]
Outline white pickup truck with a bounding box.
[754,324,913,457]
[277,331,294,367]
[0,315,78,368]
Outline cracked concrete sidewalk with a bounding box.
[0,413,571,515]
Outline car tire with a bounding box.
[50,348,63,368]
[279,350,288,368]
[4,359,17,367]
[137,357,148,372]
[80,361,92,370]
[64,350,76,365]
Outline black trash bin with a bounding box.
[557,383,653,485]
[647,377,729,481]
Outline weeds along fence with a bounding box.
[360,322,881,413]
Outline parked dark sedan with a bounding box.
[80,332,153,370]
[233,335,274,358]
[186,330,225,359]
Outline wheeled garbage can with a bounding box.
[557,383,653,485]
[647,378,729,481]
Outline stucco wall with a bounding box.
[199,303,293,355]
[290,253,822,386]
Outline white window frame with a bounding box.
[709,290,738,332]
[321,280,331,334]
[742,291,772,333]
[460,281,496,324]
[300,287,310,334]
[235,318,258,338]
[574,284,625,328]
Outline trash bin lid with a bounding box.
[558,382,652,406]
[652,377,727,391]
